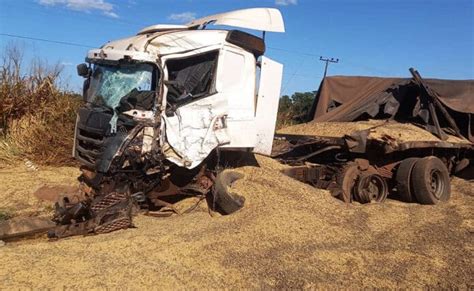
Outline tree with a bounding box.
[276,91,316,129]
[291,91,316,119]
[278,95,292,114]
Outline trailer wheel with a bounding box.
[335,163,359,203]
[355,173,388,203]
[395,158,419,203]
[411,156,451,204]
[212,171,245,214]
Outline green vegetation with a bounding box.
[277,91,315,129]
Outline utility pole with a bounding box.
[319,56,339,78]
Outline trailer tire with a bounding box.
[395,158,419,203]
[335,163,359,203]
[212,171,245,215]
[411,156,451,204]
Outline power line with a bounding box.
[0,33,95,48]
[267,46,320,57]
[0,33,390,76]
[267,46,390,75]
[281,57,307,93]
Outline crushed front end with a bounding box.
[49,58,170,238]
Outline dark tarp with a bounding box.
[307,75,474,142]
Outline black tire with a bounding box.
[212,171,245,214]
[411,156,451,204]
[395,158,419,203]
[334,163,359,203]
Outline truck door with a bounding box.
[162,50,230,169]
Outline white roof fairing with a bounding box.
[187,8,285,32]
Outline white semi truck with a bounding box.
[1,8,472,241]
[45,8,288,237]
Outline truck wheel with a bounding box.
[355,173,388,203]
[335,163,360,203]
[212,171,245,214]
[411,156,451,204]
[395,158,419,203]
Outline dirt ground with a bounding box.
[0,156,472,289]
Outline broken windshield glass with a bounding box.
[87,63,154,110]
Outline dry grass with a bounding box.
[0,43,81,166]
[0,156,472,289]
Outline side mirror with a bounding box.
[77,63,90,78]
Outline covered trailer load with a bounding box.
[274,69,473,204]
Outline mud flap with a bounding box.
[211,170,245,214]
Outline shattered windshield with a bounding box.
[87,63,154,110]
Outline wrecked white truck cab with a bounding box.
[49,8,285,238]
[78,8,284,171]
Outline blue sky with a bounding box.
[0,0,473,95]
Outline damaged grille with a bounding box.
[74,108,112,168]
[76,127,104,167]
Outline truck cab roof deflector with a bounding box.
[187,8,285,32]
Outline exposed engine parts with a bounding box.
[48,188,136,239]
[43,141,248,240]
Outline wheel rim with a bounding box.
[430,169,444,199]
[355,173,388,203]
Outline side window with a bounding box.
[165,51,219,105]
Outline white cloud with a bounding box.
[168,12,197,23]
[275,0,298,6]
[103,11,119,18]
[38,0,119,18]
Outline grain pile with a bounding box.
[277,120,385,137]
[368,122,470,144]
[278,120,470,145]
[0,156,472,289]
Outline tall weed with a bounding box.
[0,43,82,166]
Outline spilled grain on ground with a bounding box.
[0,156,472,289]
